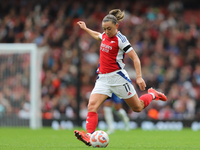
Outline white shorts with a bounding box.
[91,69,136,99]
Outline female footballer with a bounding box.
[74,9,167,146]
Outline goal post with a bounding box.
[0,43,45,129]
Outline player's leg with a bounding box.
[103,99,115,134]
[124,88,167,112]
[114,70,167,112]
[123,93,145,112]
[87,93,108,133]
[74,73,112,145]
[74,74,111,146]
[74,93,108,146]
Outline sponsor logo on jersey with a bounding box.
[100,43,112,53]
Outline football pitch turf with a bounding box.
[0,127,200,150]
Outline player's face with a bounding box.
[102,21,118,38]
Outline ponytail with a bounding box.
[103,9,125,24]
[109,9,125,22]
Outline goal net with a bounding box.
[0,44,44,129]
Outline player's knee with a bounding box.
[87,101,98,112]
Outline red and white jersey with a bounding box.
[97,31,133,74]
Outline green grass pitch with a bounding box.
[0,127,200,150]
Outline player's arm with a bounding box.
[77,21,101,40]
[126,49,146,91]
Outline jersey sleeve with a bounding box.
[118,34,133,53]
[99,32,104,40]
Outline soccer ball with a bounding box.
[90,130,109,148]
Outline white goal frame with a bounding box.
[0,43,43,129]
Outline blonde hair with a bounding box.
[103,9,125,24]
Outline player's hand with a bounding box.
[77,21,87,30]
[136,77,146,91]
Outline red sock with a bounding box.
[139,94,153,108]
[86,112,98,134]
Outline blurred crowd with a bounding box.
[0,0,200,121]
